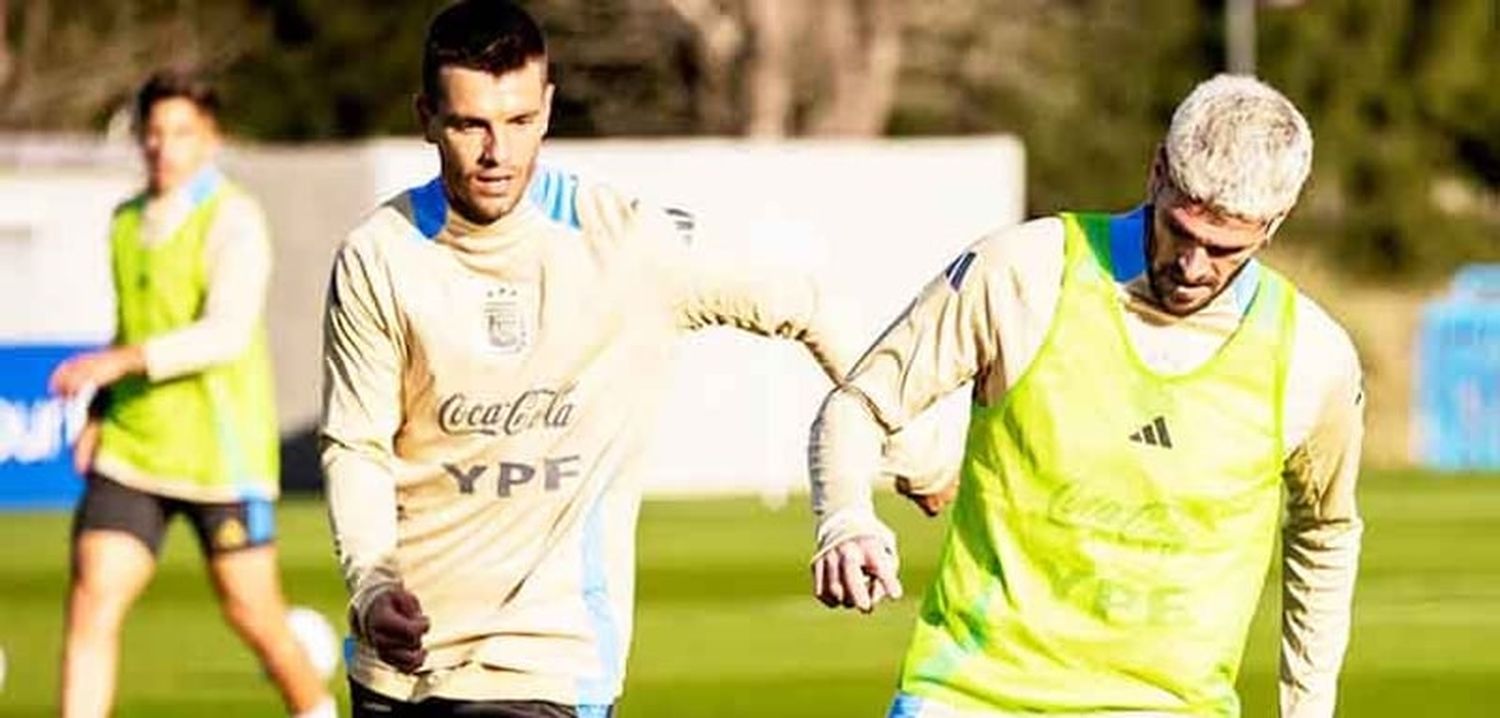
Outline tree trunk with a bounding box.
[808,0,904,137]
[743,0,798,138]
[662,0,746,134]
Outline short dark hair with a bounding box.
[422,0,548,104]
[134,69,221,127]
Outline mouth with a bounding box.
[473,174,515,196]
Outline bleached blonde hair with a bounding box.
[1162,74,1313,224]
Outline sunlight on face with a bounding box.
[140,98,219,195]
[1147,183,1274,316]
[422,61,553,225]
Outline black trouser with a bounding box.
[350,679,608,718]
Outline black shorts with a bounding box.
[72,474,276,557]
[350,679,612,718]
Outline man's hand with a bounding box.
[896,474,959,517]
[364,586,430,673]
[812,535,902,614]
[49,347,144,397]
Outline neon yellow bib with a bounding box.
[97,182,279,499]
[899,212,1293,716]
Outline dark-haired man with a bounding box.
[49,71,334,718]
[319,1,928,716]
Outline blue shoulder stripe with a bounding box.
[527,165,582,230]
[408,168,582,241]
[409,177,448,240]
[1108,205,1148,282]
[186,166,224,207]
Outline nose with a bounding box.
[1176,246,1212,284]
[479,129,504,167]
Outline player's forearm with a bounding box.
[1279,517,1362,718]
[809,386,895,553]
[143,217,270,382]
[322,442,402,634]
[676,246,862,385]
[142,313,260,381]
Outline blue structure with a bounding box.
[1414,265,1500,470]
[0,344,96,510]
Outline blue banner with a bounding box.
[0,344,99,510]
[1414,265,1500,471]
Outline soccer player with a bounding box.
[320,2,933,716]
[809,75,1364,718]
[47,72,334,717]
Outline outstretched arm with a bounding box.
[810,243,1005,611]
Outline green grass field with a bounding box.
[2,470,1498,716]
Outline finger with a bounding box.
[371,612,428,648]
[390,590,431,635]
[824,555,847,607]
[380,646,426,673]
[870,545,904,601]
[840,548,872,612]
[894,476,915,497]
[391,589,423,618]
[817,560,843,608]
[49,366,75,396]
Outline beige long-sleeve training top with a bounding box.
[812,208,1363,718]
[320,169,872,705]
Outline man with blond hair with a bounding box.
[809,75,1363,717]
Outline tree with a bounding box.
[662,0,906,137]
[1260,0,1500,277]
[0,0,262,131]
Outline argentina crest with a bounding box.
[481,282,532,355]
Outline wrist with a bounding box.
[112,345,147,379]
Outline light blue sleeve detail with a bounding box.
[888,692,927,718]
[1230,259,1263,315]
[527,165,582,230]
[575,498,622,705]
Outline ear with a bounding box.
[1146,144,1168,199]
[415,93,439,144]
[1264,212,1288,242]
[540,83,555,138]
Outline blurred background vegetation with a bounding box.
[3,0,1496,280]
[2,1,1496,466]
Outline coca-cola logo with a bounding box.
[437,386,576,437]
[1046,482,1190,552]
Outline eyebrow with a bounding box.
[1164,211,1243,251]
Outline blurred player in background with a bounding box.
[810,75,1364,718]
[318,1,947,716]
[48,71,334,718]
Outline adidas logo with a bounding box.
[1128,416,1174,448]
